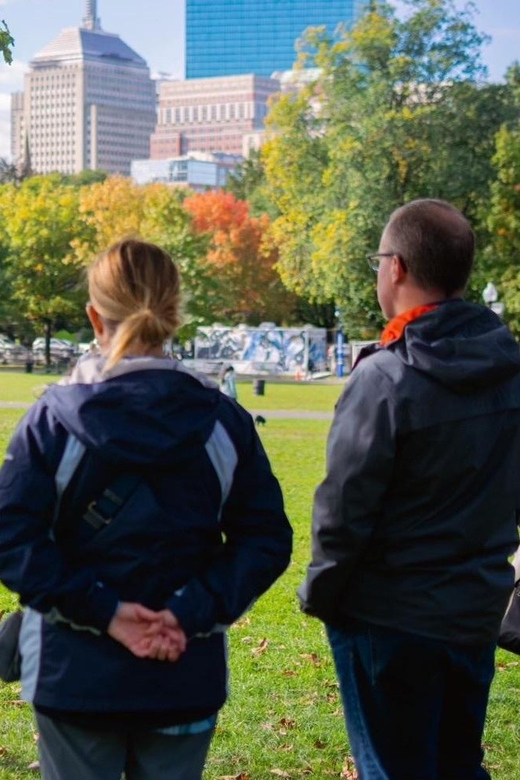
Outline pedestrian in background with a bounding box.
[219,364,238,400]
[300,199,520,779]
[0,239,292,780]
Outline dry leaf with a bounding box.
[270,770,290,778]
[314,739,326,749]
[340,758,359,779]
[232,616,251,629]
[252,638,269,657]
[299,652,322,666]
[282,669,297,677]
[278,717,296,730]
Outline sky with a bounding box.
[0,0,519,158]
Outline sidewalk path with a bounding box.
[0,402,333,420]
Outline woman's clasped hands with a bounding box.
[107,602,187,662]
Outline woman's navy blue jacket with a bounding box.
[0,357,292,717]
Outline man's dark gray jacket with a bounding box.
[300,300,520,644]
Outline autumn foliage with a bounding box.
[184,191,296,325]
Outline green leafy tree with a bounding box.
[0,176,91,365]
[483,122,520,336]
[140,185,216,338]
[0,20,14,65]
[263,0,512,336]
[77,177,218,339]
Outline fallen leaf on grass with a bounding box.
[232,616,251,630]
[299,652,322,666]
[314,739,326,749]
[340,758,359,779]
[278,743,294,751]
[0,747,7,757]
[252,638,269,657]
[270,770,290,778]
[282,669,297,677]
[496,661,519,671]
[278,717,296,730]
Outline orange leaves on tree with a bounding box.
[184,191,296,325]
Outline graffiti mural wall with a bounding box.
[195,325,327,374]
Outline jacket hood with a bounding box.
[390,300,520,393]
[43,356,221,465]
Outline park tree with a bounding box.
[482,121,520,336]
[184,190,297,326]
[0,176,90,365]
[0,20,14,64]
[140,185,216,337]
[226,149,279,219]
[77,175,145,255]
[77,177,219,337]
[262,0,513,336]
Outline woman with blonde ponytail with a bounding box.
[0,239,292,780]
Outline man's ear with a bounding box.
[390,254,407,284]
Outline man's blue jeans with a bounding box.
[327,619,495,780]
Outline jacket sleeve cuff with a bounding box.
[166,582,217,638]
[53,581,120,634]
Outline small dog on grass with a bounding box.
[254,415,266,427]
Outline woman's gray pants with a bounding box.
[35,711,215,780]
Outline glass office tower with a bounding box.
[186,0,365,79]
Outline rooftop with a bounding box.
[31,26,148,68]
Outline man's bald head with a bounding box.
[382,199,475,296]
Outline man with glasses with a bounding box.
[300,199,520,779]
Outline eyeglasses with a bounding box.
[366,253,407,273]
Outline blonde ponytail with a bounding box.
[87,239,182,369]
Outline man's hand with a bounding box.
[107,603,187,662]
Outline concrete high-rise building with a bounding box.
[186,0,365,79]
[151,74,279,158]
[11,0,156,175]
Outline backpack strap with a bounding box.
[83,473,142,530]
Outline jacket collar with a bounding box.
[380,304,439,347]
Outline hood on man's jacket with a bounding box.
[44,356,222,466]
[390,300,520,393]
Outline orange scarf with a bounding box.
[380,304,438,347]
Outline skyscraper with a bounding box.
[150,74,280,158]
[11,1,156,176]
[186,0,365,79]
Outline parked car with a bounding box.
[0,335,31,365]
[32,338,78,363]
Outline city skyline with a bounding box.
[0,0,519,158]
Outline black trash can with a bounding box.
[25,359,34,374]
[253,378,265,396]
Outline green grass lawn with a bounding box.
[0,369,344,411]
[0,391,519,777]
[0,372,60,404]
